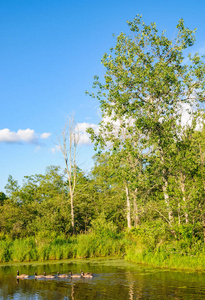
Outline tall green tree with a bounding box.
[88,15,205,231]
[5,175,20,202]
[0,192,7,205]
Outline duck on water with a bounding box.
[57,272,69,278]
[80,270,93,278]
[34,272,45,279]
[16,271,29,279]
[69,271,82,278]
[16,270,94,279]
[43,272,55,279]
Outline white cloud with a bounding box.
[78,132,92,145]
[76,122,99,145]
[180,102,193,127]
[0,128,51,144]
[177,98,204,131]
[40,132,51,139]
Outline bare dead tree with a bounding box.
[58,115,79,233]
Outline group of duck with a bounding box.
[16,270,93,279]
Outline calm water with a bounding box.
[0,258,205,299]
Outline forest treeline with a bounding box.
[0,164,127,239]
[1,16,205,269]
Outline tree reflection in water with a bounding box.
[71,284,75,300]
[0,259,205,299]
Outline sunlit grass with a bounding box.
[0,231,126,263]
[0,230,204,271]
[125,244,205,271]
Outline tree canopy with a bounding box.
[88,15,205,235]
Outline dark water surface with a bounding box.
[0,258,205,299]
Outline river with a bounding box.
[0,258,205,299]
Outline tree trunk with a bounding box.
[133,189,140,227]
[70,192,75,233]
[125,184,132,229]
[199,144,205,242]
[178,202,181,225]
[160,148,174,226]
[202,216,205,244]
[162,178,174,226]
[180,171,189,223]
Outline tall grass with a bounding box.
[124,226,205,271]
[74,232,127,258]
[0,230,127,263]
[0,240,12,262]
[0,222,204,271]
[125,246,205,270]
[11,238,38,262]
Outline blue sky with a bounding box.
[1,0,205,192]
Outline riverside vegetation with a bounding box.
[1,16,205,271]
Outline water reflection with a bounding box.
[0,259,205,299]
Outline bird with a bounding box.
[16,270,29,279]
[34,272,45,279]
[69,271,82,278]
[80,270,93,278]
[57,272,69,278]
[43,272,55,279]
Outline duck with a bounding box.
[80,270,93,278]
[43,272,55,279]
[69,271,82,278]
[34,272,45,279]
[16,270,29,279]
[57,272,69,278]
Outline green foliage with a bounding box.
[90,153,126,230]
[0,192,7,205]
[91,214,118,239]
[4,175,20,202]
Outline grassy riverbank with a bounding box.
[0,229,205,271]
[125,229,205,271]
[125,247,205,271]
[0,233,128,263]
